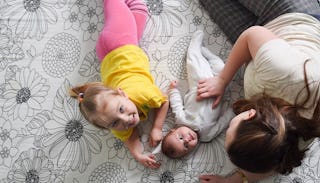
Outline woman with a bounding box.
[197,13,320,183]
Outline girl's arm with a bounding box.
[124,128,161,169]
[197,26,278,108]
[149,94,169,147]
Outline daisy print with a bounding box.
[1,0,58,40]
[2,67,50,120]
[43,80,102,173]
[144,0,183,43]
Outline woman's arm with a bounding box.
[124,128,161,169]
[149,94,169,147]
[197,26,278,108]
[199,169,274,183]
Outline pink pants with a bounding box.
[96,0,148,61]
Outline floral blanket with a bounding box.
[0,0,320,182]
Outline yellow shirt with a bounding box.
[100,45,167,141]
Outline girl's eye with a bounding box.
[119,106,124,113]
[178,134,183,140]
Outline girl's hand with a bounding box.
[199,174,230,183]
[137,153,161,169]
[196,75,226,109]
[149,128,162,147]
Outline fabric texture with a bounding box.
[199,0,257,43]
[101,45,167,141]
[244,13,320,119]
[199,0,320,43]
[239,0,320,24]
[169,30,234,142]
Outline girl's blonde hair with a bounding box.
[69,82,114,126]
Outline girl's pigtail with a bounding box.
[69,82,107,123]
[69,82,106,99]
[69,85,86,103]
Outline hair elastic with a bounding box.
[78,92,84,103]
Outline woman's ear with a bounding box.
[245,109,256,120]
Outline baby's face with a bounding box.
[165,126,198,158]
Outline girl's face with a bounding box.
[165,126,198,158]
[94,88,140,131]
[225,109,256,149]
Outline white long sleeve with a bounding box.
[168,88,189,125]
[169,30,234,142]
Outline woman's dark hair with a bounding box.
[228,60,320,174]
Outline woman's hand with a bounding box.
[197,75,227,108]
[199,174,230,183]
[137,153,161,169]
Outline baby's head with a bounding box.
[161,126,199,158]
[69,82,140,131]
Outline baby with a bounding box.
[161,30,234,158]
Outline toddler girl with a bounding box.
[70,0,169,169]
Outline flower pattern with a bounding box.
[7,148,60,183]
[88,162,127,183]
[185,2,207,33]
[0,24,24,71]
[78,50,100,77]
[0,0,318,182]
[2,67,49,120]
[106,137,126,159]
[166,35,191,80]
[0,117,18,168]
[141,160,188,182]
[42,33,81,78]
[43,81,102,173]
[144,0,183,43]
[62,0,103,41]
[79,0,103,41]
[1,0,58,40]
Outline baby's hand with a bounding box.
[169,80,178,89]
[138,153,161,169]
[149,128,162,147]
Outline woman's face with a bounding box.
[225,109,256,149]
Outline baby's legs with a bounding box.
[96,0,148,61]
[186,31,215,88]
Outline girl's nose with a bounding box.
[121,116,133,129]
